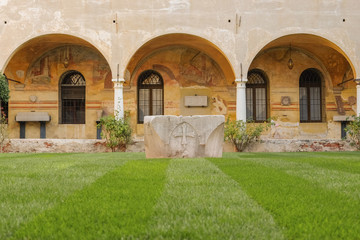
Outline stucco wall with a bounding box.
[1,0,359,76]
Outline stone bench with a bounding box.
[15,112,51,139]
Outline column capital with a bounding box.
[112,78,125,83]
[235,78,248,83]
[355,79,360,85]
[112,78,125,88]
[235,78,247,89]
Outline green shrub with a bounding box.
[224,118,272,152]
[0,73,9,104]
[98,115,132,152]
[0,73,9,152]
[0,114,7,153]
[345,115,360,150]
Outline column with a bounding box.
[112,78,125,120]
[356,79,360,116]
[235,78,248,121]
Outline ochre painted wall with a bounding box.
[6,45,113,139]
[249,47,356,139]
[123,46,236,137]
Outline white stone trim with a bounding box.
[112,78,125,120]
[235,78,248,121]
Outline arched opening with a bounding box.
[137,70,164,123]
[3,34,113,139]
[247,33,356,139]
[59,71,86,124]
[299,68,323,122]
[124,33,236,135]
[125,33,235,84]
[246,69,268,122]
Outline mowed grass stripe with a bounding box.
[240,155,360,200]
[0,153,128,240]
[211,157,360,239]
[224,152,360,200]
[276,152,360,175]
[223,152,360,174]
[145,158,284,240]
[12,158,169,240]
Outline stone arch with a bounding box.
[3,34,113,89]
[124,33,236,85]
[4,33,114,139]
[246,33,356,80]
[124,33,237,133]
[2,33,111,74]
[246,33,358,133]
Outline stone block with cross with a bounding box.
[144,115,224,158]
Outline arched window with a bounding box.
[138,70,164,123]
[60,71,86,124]
[246,70,268,122]
[299,68,322,122]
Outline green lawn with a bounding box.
[1,152,359,239]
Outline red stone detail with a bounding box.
[44,142,54,148]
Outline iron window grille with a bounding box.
[137,70,164,124]
[299,68,322,122]
[60,71,86,124]
[246,70,268,122]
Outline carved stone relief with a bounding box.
[144,115,224,158]
[169,122,198,158]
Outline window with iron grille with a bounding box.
[246,70,268,122]
[138,70,163,123]
[60,71,86,124]
[299,68,322,122]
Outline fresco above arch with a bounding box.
[179,48,225,87]
[24,45,112,89]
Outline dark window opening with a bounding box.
[60,71,85,124]
[246,70,268,122]
[299,68,322,122]
[137,70,163,123]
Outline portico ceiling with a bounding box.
[125,33,236,83]
[255,34,355,84]
[4,34,101,82]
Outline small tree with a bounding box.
[345,115,360,150]
[98,115,132,152]
[224,118,272,152]
[0,73,9,153]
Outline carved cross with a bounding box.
[173,123,196,147]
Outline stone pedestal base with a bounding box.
[144,115,224,158]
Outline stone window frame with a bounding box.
[137,70,164,124]
[299,68,323,123]
[246,69,269,122]
[59,70,86,124]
